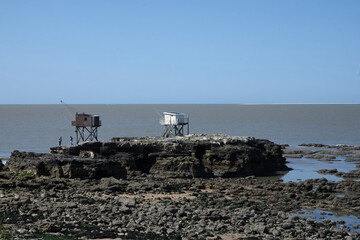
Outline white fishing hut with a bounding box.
[160,112,189,137]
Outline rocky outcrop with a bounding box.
[7,134,287,179]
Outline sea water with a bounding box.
[1,104,360,157]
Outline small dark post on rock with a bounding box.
[58,136,62,146]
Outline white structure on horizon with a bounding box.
[160,112,189,137]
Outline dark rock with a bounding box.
[6,153,127,179]
[281,220,294,229]
[299,143,327,147]
[306,154,337,161]
[284,154,303,158]
[282,149,315,155]
[317,169,338,175]
[345,157,360,162]
[150,156,206,178]
[9,135,287,179]
[335,169,360,179]
[100,142,117,156]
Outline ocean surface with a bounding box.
[1,104,360,158]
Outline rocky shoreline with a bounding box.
[0,135,359,239]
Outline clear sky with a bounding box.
[1,0,359,104]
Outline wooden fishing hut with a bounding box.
[160,112,189,137]
[72,113,101,144]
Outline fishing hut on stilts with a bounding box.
[72,113,101,144]
[160,112,189,137]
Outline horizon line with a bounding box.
[0,102,359,105]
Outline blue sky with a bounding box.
[0,0,359,104]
